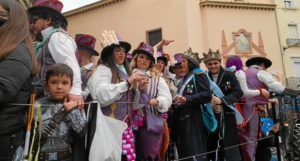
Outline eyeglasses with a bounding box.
[0,12,9,18]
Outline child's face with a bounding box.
[46,75,72,100]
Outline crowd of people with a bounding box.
[0,0,287,161]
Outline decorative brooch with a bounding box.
[222,81,231,90]
[186,84,194,94]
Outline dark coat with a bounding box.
[206,66,243,161]
[176,69,212,161]
[0,43,33,135]
[256,131,277,161]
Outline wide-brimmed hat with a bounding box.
[246,57,272,69]
[75,34,99,56]
[182,48,202,67]
[132,42,155,63]
[28,0,68,27]
[100,31,131,61]
[156,51,168,65]
[169,53,182,73]
[202,49,222,64]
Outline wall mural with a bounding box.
[221,29,267,65]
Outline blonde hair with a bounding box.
[130,54,160,78]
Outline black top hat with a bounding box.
[245,57,272,69]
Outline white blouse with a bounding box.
[87,65,144,109]
[133,68,172,113]
[235,70,260,98]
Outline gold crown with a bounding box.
[202,49,222,63]
[182,47,202,66]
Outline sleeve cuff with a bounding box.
[69,86,82,95]
[120,81,129,92]
[185,95,192,103]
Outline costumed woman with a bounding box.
[173,47,212,161]
[225,56,270,160]
[87,31,150,161]
[131,42,172,161]
[153,39,178,160]
[0,0,39,160]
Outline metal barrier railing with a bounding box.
[269,88,300,161]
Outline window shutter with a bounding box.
[288,25,298,39]
[293,62,300,77]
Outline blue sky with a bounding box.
[61,0,100,13]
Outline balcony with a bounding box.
[286,77,300,90]
[286,38,300,46]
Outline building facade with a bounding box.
[63,0,283,74]
[16,0,35,9]
[275,0,300,89]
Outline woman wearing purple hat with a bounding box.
[88,31,150,161]
[130,42,172,161]
[0,0,39,160]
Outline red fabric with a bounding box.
[236,99,247,128]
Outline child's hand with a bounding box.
[63,101,77,111]
[270,123,280,133]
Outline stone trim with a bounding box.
[199,0,276,11]
[63,0,126,18]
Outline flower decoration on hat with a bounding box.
[182,47,202,67]
[37,0,64,12]
[75,34,99,56]
[202,49,222,63]
[76,34,95,47]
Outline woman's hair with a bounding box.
[130,53,160,78]
[46,63,73,85]
[226,56,244,72]
[0,0,39,76]
[187,59,198,72]
[30,12,67,30]
[102,46,132,83]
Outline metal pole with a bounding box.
[271,96,282,161]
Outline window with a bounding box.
[288,24,299,39]
[147,29,162,50]
[284,0,295,8]
[293,61,300,77]
[292,58,300,88]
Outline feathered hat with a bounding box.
[99,30,131,61]
[182,47,202,67]
[202,49,222,63]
